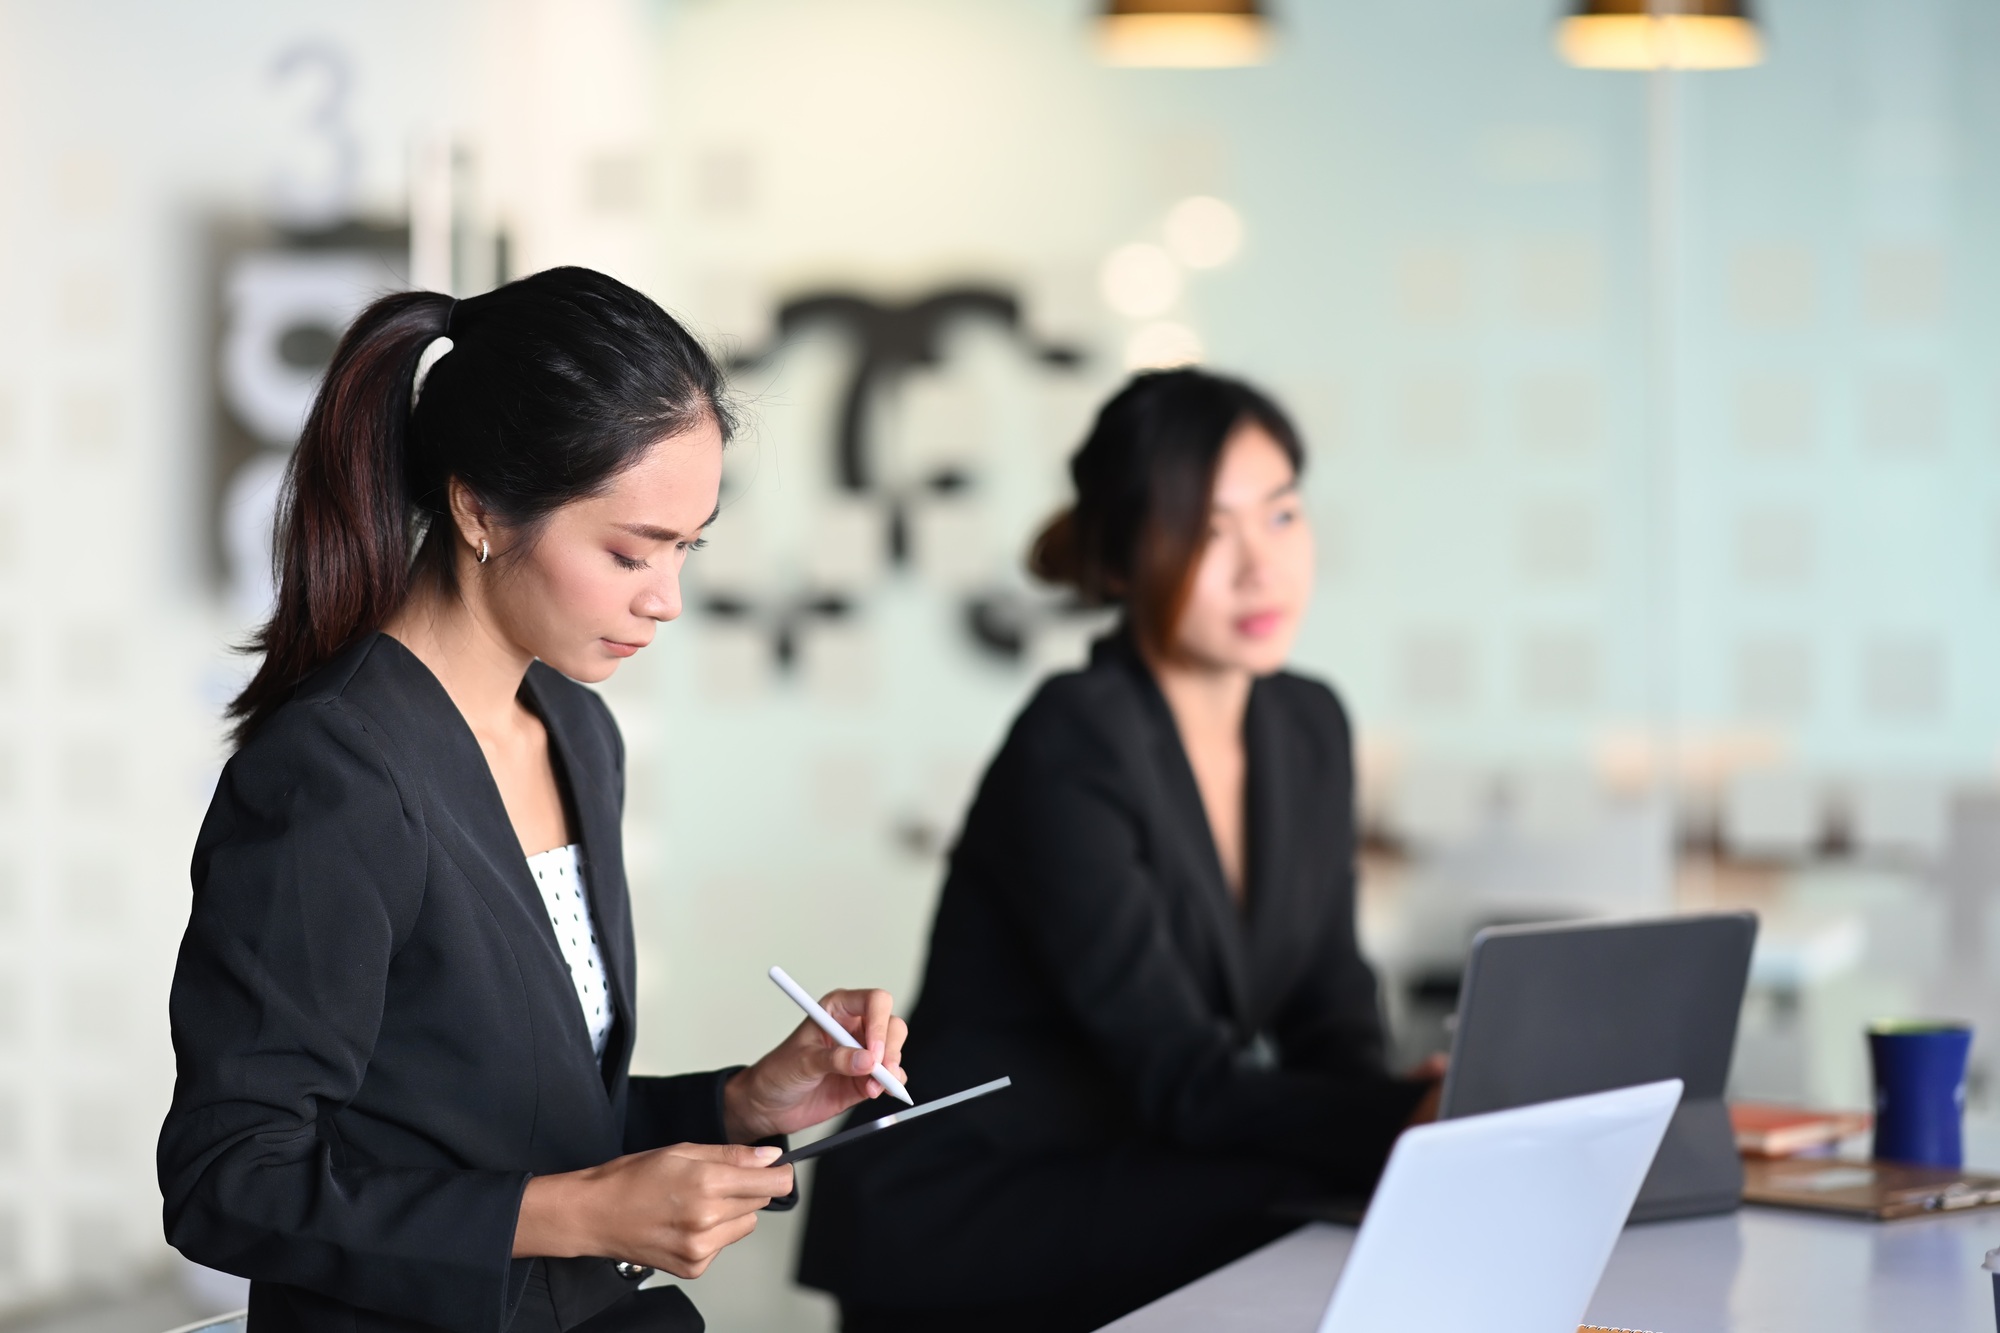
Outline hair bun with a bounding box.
[1027,506,1083,591]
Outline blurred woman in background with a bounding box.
[158,267,907,1333]
[800,368,1440,1332]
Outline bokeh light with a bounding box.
[1124,320,1203,370]
[1099,242,1183,318]
[1163,195,1244,269]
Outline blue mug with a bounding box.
[1868,1020,1972,1168]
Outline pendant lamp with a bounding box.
[1098,0,1271,68]
[1557,0,1763,70]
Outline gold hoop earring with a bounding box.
[478,539,489,565]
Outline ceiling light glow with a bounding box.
[1557,3,1762,71]
[1098,2,1270,68]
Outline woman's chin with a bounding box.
[538,649,623,683]
[1228,629,1298,677]
[1172,638,1293,678]
[1241,647,1292,677]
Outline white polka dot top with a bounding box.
[526,844,613,1062]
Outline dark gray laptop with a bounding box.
[1438,912,1758,1222]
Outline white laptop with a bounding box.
[1317,1079,1682,1333]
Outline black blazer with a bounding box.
[799,631,1423,1315]
[159,634,737,1333]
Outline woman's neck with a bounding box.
[381,576,534,735]
[1143,644,1255,903]
[1146,649,1255,742]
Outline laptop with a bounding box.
[1439,912,1757,1221]
[1317,1080,1682,1333]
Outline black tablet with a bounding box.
[1439,912,1757,1222]
[774,1076,1012,1166]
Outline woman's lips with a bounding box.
[601,638,645,658]
[1235,610,1285,639]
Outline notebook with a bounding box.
[1729,1101,1871,1158]
[1743,1157,2000,1220]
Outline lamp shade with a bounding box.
[1557,0,1763,70]
[1098,0,1271,68]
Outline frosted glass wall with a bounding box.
[0,0,1992,1319]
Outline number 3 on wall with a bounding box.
[267,41,359,230]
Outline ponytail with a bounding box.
[229,292,449,744]
[227,266,732,746]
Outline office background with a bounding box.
[0,0,1995,1328]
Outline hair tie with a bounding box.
[411,335,454,410]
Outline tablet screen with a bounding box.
[774,1076,1012,1166]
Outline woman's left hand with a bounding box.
[723,988,910,1142]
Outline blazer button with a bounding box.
[614,1261,652,1281]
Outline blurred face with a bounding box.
[468,417,724,683]
[1167,422,1313,677]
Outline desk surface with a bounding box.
[1102,1205,2000,1332]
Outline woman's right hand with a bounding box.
[513,1143,794,1277]
[1404,1053,1448,1127]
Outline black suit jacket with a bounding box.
[799,631,1422,1313]
[159,634,734,1333]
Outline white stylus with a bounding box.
[769,966,914,1106]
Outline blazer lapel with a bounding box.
[1109,638,1254,1027]
[380,644,562,961]
[372,638,625,1087]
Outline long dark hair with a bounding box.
[1029,368,1303,658]
[230,265,732,744]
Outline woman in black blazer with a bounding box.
[158,268,909,1333]
[800,369,1439,1332]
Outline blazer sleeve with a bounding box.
[622,1072,736,1153]
[988,699,1424,1185]
[157,700,531,1333]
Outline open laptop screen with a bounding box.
[1319,1081,1682,1333]
[1439,912,1757,1221]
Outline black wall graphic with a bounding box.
[701,590,853,670]
[730,287,1084,563]
[715,283,1091,672]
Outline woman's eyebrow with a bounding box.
[617,504,721,543]
[1210,480,1300,513]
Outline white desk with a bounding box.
[1102,1206,2000,1332]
